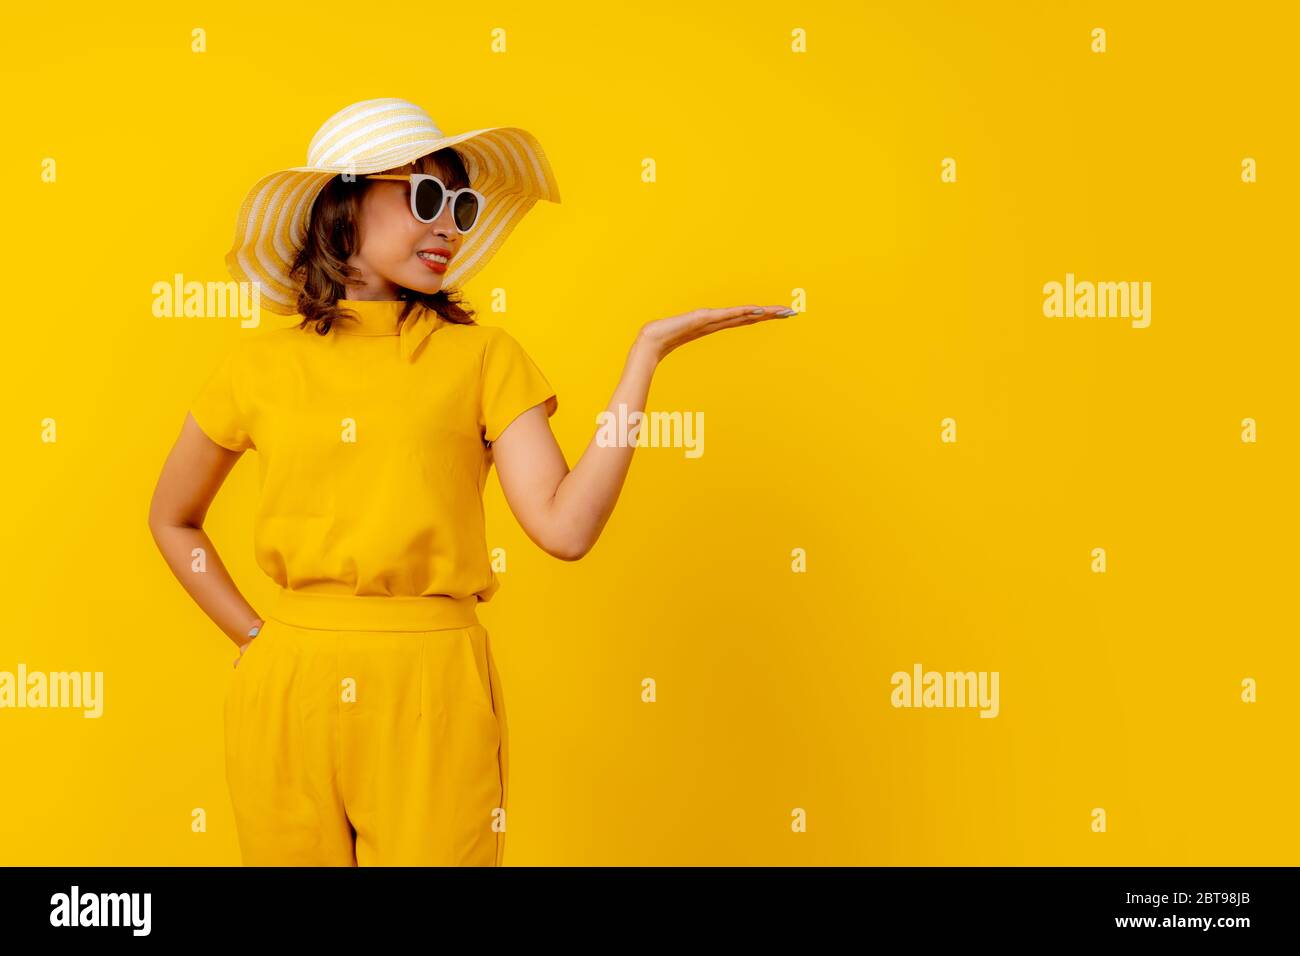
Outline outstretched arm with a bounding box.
[491,303,794,561]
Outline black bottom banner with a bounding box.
[0,866,1288,942]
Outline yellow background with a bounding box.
[1,1,1295,864]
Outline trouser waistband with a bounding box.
[266,587,481,632]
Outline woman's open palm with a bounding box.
[639,304,796,360]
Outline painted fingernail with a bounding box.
[749,308,765,315]
[778,308,797,316]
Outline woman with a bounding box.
[147,98,794,866]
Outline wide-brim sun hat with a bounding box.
[225,97,562,316]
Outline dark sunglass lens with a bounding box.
[413,178,445,221]
[452,192,480,231]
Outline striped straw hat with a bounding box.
[225,97,562,315]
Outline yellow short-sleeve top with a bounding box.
[188,298,558,602]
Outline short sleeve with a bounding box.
[189,343,253,452]
[479,328,559,444]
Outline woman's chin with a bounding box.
[402,272,445,295]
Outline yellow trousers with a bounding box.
[224,588,507,866]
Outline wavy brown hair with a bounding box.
[289,148,478,334]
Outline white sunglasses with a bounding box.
[364,174,486,234]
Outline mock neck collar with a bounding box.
[334,298,444,361]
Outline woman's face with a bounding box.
[346,158,464,299]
